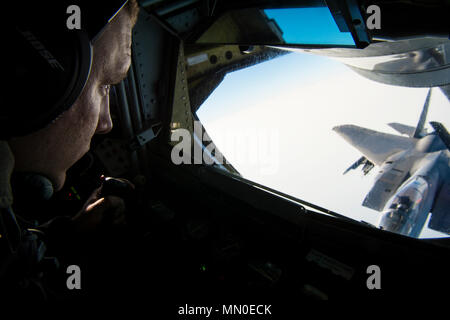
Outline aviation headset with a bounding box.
[6,0,130,139]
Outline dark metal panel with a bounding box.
[132,10,170,122]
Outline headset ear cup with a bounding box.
[53,30,93,122]
[5,29,92,139]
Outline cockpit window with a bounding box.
[379,176,430,236]
[194,49,450,239]
[388,177,429,210]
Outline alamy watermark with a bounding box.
[66,264,81,290]
[366,265,381,290]
[170,121,279,176]
[66,5,81,30]
[366,5,381,30]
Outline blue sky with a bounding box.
[196,51,450,239]
[264,7,355,45]
[198,52,339,122]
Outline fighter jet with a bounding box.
[334,88,450,238]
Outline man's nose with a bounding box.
[95,96,113,134]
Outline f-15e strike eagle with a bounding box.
[334,88,450,238]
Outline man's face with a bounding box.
[9,9,134,191]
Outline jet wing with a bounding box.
[333,125,416,165]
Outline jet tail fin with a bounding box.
[430,121,450,150]
[413,88,432,138]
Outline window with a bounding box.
[195,49,450,239]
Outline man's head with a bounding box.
[9,1,139,191]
